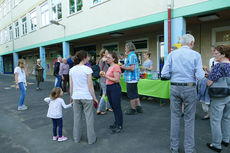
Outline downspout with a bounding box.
[168,0,172,54]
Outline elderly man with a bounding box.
[161,34,205,153]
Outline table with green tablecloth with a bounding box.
[120,77,170,99]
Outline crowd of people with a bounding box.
[13,34,230,152]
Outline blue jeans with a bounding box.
[107,83,123,127]
[52,118,63,137]
[18,82,26,107]
[170,85,197,153]
[210,96,230,149]
[55,76,62,88]
[97,82,111,111]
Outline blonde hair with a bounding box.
[99,48,107,59]
[17,59,25,72]
[50,87,62,100]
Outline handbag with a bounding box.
[208,63,230,98]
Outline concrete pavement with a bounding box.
[0,74,229,153]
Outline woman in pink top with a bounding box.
[101,52,123,134]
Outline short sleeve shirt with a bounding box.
[208,63,230,82]
[69,65,93,100]
[106,64,121,85]
[14,67,26,83]
[124,51,140,82]
[143,60,153,73]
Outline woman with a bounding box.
[14,59,28,111]
[101,52,123,134]
[142,52,153,74]
[59,58,69,93]
[97,48,112,115]
[207,45,230,152]
[69,50,98,144]
[35,59,44,90]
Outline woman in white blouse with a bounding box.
[69,50,98,144]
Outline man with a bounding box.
[209,45,218,71]
[121,42,143,115]
[161,34,204,153]
[53,56,62,87]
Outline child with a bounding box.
[44,87,72,142]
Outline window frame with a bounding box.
[40,1,50,27]
[212,26,230,45]
[68,0,83,16]
[8,25,13,41]
[102,42,119,52]
[126,38,149,52]
[51,0,62,21]
[14,20,20,39]
[91,0,109,7]
[29,9,37,32]
[21,15,27,36]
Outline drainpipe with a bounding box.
[168,0,172,54]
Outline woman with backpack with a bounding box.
[96,49,113,115]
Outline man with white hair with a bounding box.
[161,34,205,153]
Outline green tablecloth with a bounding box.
[120,78,170,99]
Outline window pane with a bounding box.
[69,0,75,14]
[52,6,57,20]
[77,0,83,11]
[216,30,230,42]
[57,3,62,19]
[132,40,148,50]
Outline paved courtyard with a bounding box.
[0,74,229,153]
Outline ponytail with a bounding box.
[73,50,88,65]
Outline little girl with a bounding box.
[44,87,72,142]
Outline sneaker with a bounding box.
[18,105,28,111]
[58,136,68,142]
[53,136,57,141]
[125,108,136,115]
[136,106,143,113]
[109,122,116,129]
[111,126,122,134]
[170,148,179,153]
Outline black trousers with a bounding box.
[106,83,123,127]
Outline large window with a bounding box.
[129,38,148,51]
[13,0,21,8]
[212,26,230,45]
[30,10,37,31]
[40,1,49,27]
[69,0,83,15]
[0,5,2,19]
[3,1,7,16]
[9,25,13,41]
[14,21,19,38]
[22,16,27,35]
[6,0,11,13]
[0,31,3,44]
[51,0,62,20]
[102,42,119,52]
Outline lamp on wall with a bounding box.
[50,20,66,29]
[109,32,124,37]
[198,14,220,22]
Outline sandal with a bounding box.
[106,108,113,112]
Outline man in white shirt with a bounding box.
[209,46,218,71]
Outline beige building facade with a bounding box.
[0,0,230,76]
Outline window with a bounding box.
[6,0,11,13]
[0,5,2,19]
[212,26,230,45]
[22,16,27,35]
[92,0,108,6]
[40,1,49,27]
[69,0,83,15]
[129,38,148,51]
[51,0,62,20]
[0,31,3,44]
[3,1,7,16]
[13,0,21,7]
[9,25,13,40]
[4,29,7,42]
[30,10,37,31]
[14,21,19,38]
[102,42,119,52]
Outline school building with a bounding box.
[0,0,230,77]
